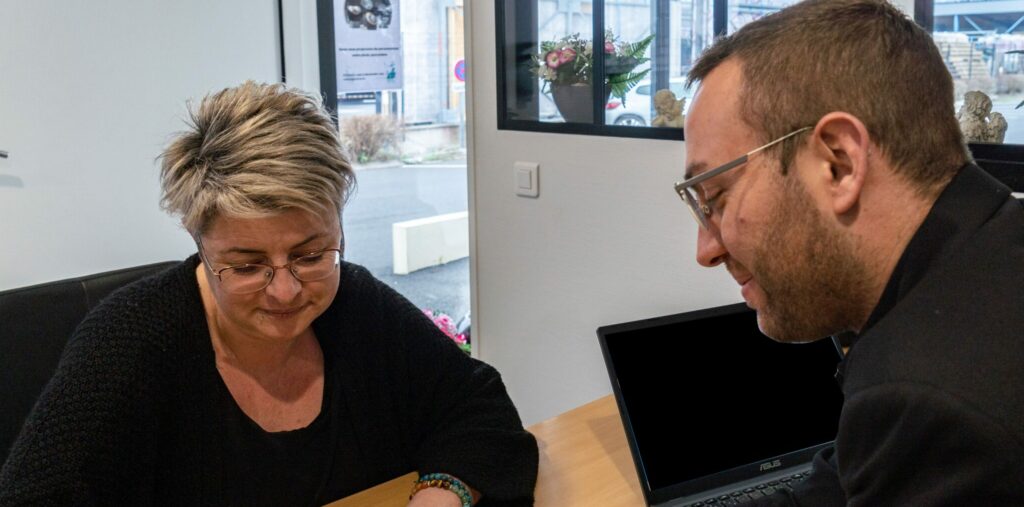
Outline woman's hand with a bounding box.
[407,487,463,507]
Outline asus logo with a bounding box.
[759,459,782,472]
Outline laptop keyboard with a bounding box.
[683,472,808,506]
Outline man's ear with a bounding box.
[811,112,871,215]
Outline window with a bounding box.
[497,0,699,140]
[727,0,798,33]
[921,0,1024,145]
[499,1,1024,145]
[318,0,472,346]
[495,0,799,139]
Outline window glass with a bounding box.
[499,0,708,134]
[329,0,471,346]
[601,1,718,128]
[932,0,1024,144]
[726,0,798,33]
[533,1,596,124]
[601,1,655,127]
[602,0,714,128]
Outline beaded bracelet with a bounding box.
[409,472,473,506]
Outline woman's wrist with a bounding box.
[408,486,463,507]
[409,473,473,507]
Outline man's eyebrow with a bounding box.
[684,161,707,180]
[222,233,325,255]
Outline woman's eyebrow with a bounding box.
[221,233,326,255]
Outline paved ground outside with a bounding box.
[342,160,471,324]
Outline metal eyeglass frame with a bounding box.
[673,126,813,230]
[195,235,342,294]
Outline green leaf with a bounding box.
[607,68,652,104]
[623,34,655,60]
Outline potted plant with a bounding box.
[531,31,655,123]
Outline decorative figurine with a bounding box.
[651,89,686,128]
[987,112,1007,144]
[957,90,1007,143]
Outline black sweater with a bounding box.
[0,256,538,506]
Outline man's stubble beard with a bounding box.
[751,173,872,343]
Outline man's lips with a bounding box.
[726,264,757,304]
[729,269,753,288]
[734,275,756,306]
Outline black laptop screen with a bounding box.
[601,304,843,492]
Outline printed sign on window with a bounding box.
[335,0,403,93]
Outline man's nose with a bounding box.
[696,225,727,267]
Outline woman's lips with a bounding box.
[261,305,305,318]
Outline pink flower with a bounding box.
[437,315,453,330]
[423,308,471,353]
[425,309,458,338]
[559,48,577,64]
[605,40,615,53]
[545,50,561,69]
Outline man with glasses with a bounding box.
[678,0,1024,504]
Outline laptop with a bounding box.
[597,303,844,506]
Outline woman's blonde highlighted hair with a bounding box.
[160,81,355,235]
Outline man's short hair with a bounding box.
[160,81,356,235]
[688,0,968,196]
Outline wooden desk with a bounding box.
[529,395,645,506]
[326,395,644,507]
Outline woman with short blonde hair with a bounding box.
[1,81,538,506]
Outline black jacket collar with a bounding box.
[836,163,1012,382]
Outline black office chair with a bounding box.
[0,261,178,463]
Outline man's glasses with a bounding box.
[674,126,812,230]
[197,237,342,294]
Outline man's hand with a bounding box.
[407,487,463,507]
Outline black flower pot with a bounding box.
[551,83,611,123]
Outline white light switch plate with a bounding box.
[514,161,539,198]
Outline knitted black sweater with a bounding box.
[0,256,538,506]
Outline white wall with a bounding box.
[281,0,323,97]
[466,2,740,426]
[0,1,281,290]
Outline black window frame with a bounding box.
[495,0,691,141]
[317,0,339,123]
[913,0,933,30]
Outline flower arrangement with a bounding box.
[424,309,470,354]
[531,30,655,104]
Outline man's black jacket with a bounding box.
[764,164,1024,505]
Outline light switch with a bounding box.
[514,161,539,198]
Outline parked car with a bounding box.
[605,77,692,127]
